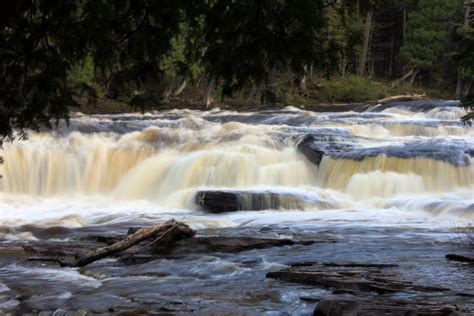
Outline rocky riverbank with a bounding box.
[0,222,473,315]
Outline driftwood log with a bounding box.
[58,219,195,267]
[374,94,426,104]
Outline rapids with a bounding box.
[0,100,472,229]
[0,100,473,313]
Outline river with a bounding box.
[0,100,473,314]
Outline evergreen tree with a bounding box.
[458,2,474,125]
[0,0,328,139]
[400,0,463,84]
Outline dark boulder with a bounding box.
[446,254,474,263]
[297,140,325,166]
[196,191,241,212]
[297,134,354,166]
[195,190,333,213]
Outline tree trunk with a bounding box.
[463,79,472,98]
[161,83,173,103]
[357,10,373,77]
[172,79,187,96]
[247,86,257,102]
[388,35,394,78]
[402,10,407,45]
[368,20,375,77]
[392,69,415,87]
[57,220,195,267]
[299,70,307,95]
[300,74,307,94]
[294,66,308,95]
[408,70,418,86]
[456,73,464,99]
[203,77,215,108]
[340,55,347,78]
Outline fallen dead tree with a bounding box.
[57,219,195,267]
[17,229,337,266]
[371,94,426,105]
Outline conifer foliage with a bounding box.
[0,0,473,138]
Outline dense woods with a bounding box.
[1,0,473,138]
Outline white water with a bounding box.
[0,101,473,236]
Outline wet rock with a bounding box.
[297,138,325,165]
[314,299,359,316]
[17,233,325,265]
[22,241,98,257]
[456,291,474,298]
[289,261,320,267]
[79,268,111,280]
[196,191,240,212]
[313,299,464,316]
[26,256,58,263]
[297,134,353,166]
[266,262,448,295]
[369,99,460,112]
[154,236,314,254]
[297,133,473,167]
[195,190,333,213]
[339,140,471,166]
[446,254,474,263]
[37,310,87,316]
[322,262,399,268]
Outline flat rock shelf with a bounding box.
[268,261,473,315]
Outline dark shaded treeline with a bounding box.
[0,0,473,139]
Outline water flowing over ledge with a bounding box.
[0,100,472,230]
[0,100,473,314]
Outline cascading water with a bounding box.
[0,100,473,230]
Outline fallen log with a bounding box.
[379,94,426,103]
[372,94,426,105]
[57,219,195,267]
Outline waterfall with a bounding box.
[0,101,472,226]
